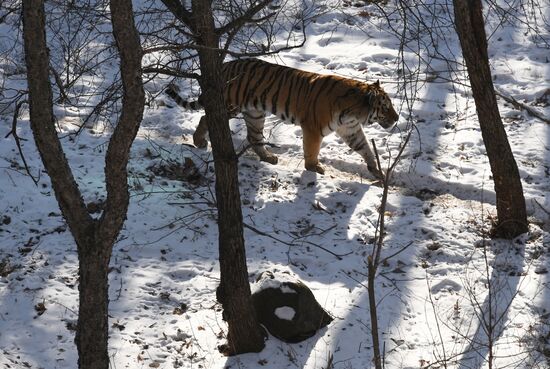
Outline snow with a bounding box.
[274,306,296,321]
[1,1,550,369]
[251,271,300,294]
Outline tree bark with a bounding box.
[103,0,145,247]
[22,0,93,244]
[191,0,266,355]
[453,0,528,238]
[22,0,144,368]
[76,239,111,369]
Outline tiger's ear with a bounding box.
[374,79,380,87]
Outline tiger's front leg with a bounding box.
[302,128,325,174]
[193,116,209,148]
[243,110,278,165]
[336,125,385,180]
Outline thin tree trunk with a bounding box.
[453,0,528,239]
[22,0,93,239]
[191,0,266,355]
[22,0,144,367]
[76,240,111,369]
[367,258,382,369]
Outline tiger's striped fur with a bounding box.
[165,58,398,178]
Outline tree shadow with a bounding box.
[456,239,526,369]
[233,153,385,367]
[521,4,550,363]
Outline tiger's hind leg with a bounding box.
[302,128,325,174]
[243,110,278,165]
[193,115,209,148]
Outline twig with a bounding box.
[426,275,449,368]
[52,300,78,316]
[323,352,334,369]
[142,66,200,79]
[533,199,550,216]
[167,201,215,207]
[116,274,124,301]
[243,222,350,260]
[4,99,40,185]
[49,65,69,103]
[380,241,414,264]
[367,255,382,369]
[70,82,122,137]
[372,138,383,180]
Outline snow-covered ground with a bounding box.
[1,2,550,369]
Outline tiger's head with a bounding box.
[340,80,398,129]
[367,81,399,128]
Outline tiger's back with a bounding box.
[223,59,320,125]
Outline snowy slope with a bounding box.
[1,2,550,369]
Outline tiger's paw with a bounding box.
[260,153,278,165]
[305,162,325,175]
[368,165,385,181]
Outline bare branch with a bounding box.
[495,90,550,124]
[243,222,351,260]
[159,0,194,31]
[4,99,40,185]
[49,65,69,104]
[142,66,200,79]
[216,0,273,36]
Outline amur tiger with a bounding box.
[165,58,399,179]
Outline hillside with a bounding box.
[1,2,549,368]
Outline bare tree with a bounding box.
[193,0,268,354]
[453,0,528,239]
[149,0,322,355]
[22,1,144,368]
[366,133,413,369]
[362,1,532,239]
[136,0,314,81]
[157,0,281,354]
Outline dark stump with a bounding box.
[251,272,333,343]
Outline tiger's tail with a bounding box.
[165,85,203,111]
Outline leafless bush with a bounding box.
[1,1,122,133]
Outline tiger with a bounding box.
[165,58,399,179]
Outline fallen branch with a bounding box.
[495,90,550,124]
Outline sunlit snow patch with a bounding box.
[274,306,296,321]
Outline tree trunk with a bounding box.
[191,0,266,355]
[22,0,93,240]
[453,0,528,238]
[22,0,144,367]
[75,236,111,369]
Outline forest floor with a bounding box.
[1,2,550,369]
